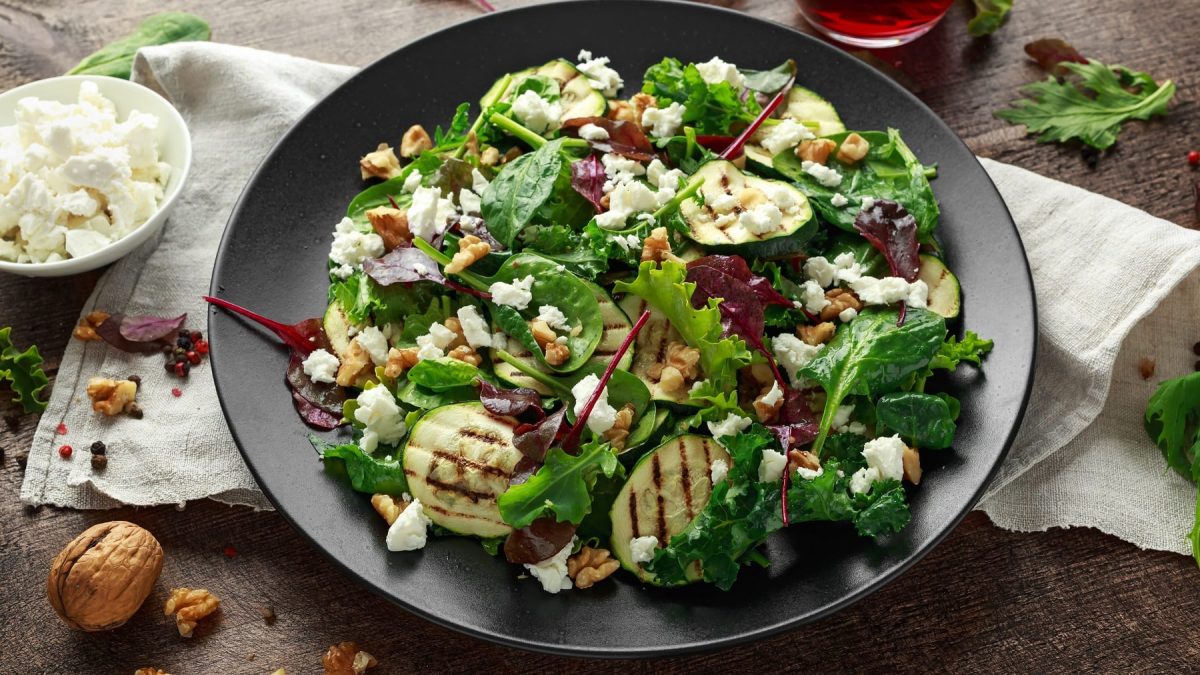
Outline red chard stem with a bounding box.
[203,295,317,355]
[719,89,786,161]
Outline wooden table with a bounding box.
[2,1,1198,671]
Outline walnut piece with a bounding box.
[85,378,139,416]
[479,146,501,166]
[529,320,570,366]
[566,546,620,589]
[836,132,870,164]
[441,317,468,350]
[796,138,836,164]
[164,588,220,638]
[365,207,411,251]
[752,384,783,423]
[48,521,163,631]
[665,342,701,380]
[641,226,679,264]
[323,641,378,675]
[444,235,491,275]
[799,322,836,346]
[73,310,110,341]
[658,365,685,395]
[903,446,922,484]
[383,347,419,379]
[336,341,373,387]
[607,99,637,124]
[370,494,408,526]
[359,143,401,181]
[821,288,863,322]
[788,449,821,473]
[400,124,433,158]
[630,92,657,125]
[602,404,636,450]
[447,345,483,367]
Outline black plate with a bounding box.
[210,0,1036,657]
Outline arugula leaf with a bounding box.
[614,261,753,392]
[1143,372,1200,566]
[741,60,797,94]
[432,102,472,150]
[996,60,1176,151]
[311,435,408,495]
[67,12,210,79]
[641,57,760,135]
[876,392,957,449]
[801,307,946,453]
[968,0,1013,37]
[496,440,621,528]
[0,327,49,414]
[774,129,940,241]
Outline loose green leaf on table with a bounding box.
[1143,372,1200,565]
[968,0,1013,37]
[0,327,49,414]
[67,12,211,79]
[996,59,1176,151]
[496,440,621,528]
[311,435,408,495]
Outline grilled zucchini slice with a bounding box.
[492,280,633,394]
[609,434,730,584]
[919,254,961,319]
[744,86,846,175]
[480,59,606,128]
[322,300,356,362]
[616,294,696,408]
[401,402,525,538]
[679,160,815,257]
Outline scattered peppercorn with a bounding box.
[126,403,144,419]
[161,344,174,355]
[259,606,276,625]
[91,454,108,471]
[58,445,72,459]
[174,361,187,377]
[171,388,182,398]
[90,441,106,455]
[177,336,193,350]
[195,339,209,355]
[1189,150,1200,167]
[190,331,203,343]
[223,546,237,558]
[186,350,200,365]
[55,422,67,435]
[128,375,142,385]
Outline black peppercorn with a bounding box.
[90,441,106,455]
[1193,341,1200,356]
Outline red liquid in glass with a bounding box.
[797,0,954,46]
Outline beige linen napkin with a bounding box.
[18,43,1200,558]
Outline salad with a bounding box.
[293,52,993,593]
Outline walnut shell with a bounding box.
[47,521,163,631]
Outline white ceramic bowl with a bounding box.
[0,75,192,277]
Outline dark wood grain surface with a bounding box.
[2,1,1199,672]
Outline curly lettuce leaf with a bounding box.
[996,60,1175,151]
[1143,372,1200,565]
[968,0,1013,37]
[0,327,49,413]
[614,261,753,391]
[496,440,621,528]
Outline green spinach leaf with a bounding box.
[876,392,957,449]
[405,358,483,391]
[481,138,571,248]
[67,12,210,79]
[396,380,478,410]
[801,307,946,453]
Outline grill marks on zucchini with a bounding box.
[616,295,693,406]
[402,402,525,538]
[610,435,729,583]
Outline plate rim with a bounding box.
[209,0,1038,658]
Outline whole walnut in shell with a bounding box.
[47,521,163,631]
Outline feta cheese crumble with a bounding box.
[629,536,660,564]
[800,160,843,188]
[611,232,642,253]
[415,321,458,361]
[577,50,624,97]
[695,57,745,89]
[385,498,433,551]
[839,307,859,322]
[710,192,738,214]
[471,168,490,193]
[710,458,729,485]
[0,82,170,263]
[571,374,617,435]
[488,275,536,310]
[457,187,482,215]
[641,102,686,138]
[511,90,562,135]
[406,185,455,243]
[830,193,849,207]
[578,123,610,141]
[301,348,339,384]
[595,180,657,229]
[796,465,824,480]
[756,118,814,155]
[456,305,492,349]
[849,467,879,495]
[863,434,906,481]
[329,217,385,279]
[800,279,831,314]
[536,305,570,331]
[355,325,389,366]
[761,380,784,407]
[403,169,422,193]
[772,333,823,385]
[707,412,752,440]
[758,448,788,483]
[860,196,876,211]
[525,536,576,593]
[354,385,406,453]
[803,256,836,288]
[738,202,783,235]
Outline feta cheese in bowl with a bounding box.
[0,75,191,277]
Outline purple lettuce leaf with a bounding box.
[292,391,342,430]
[512,408,566,463]
[570,154,607,213]
[118,313,187,342]
[560,117,656,162]
[286,350,345,419]
[854,200,920,282]
[503,516,579,564]
[478,381,544,420]
[363,246,491,299]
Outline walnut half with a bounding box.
[567,546,620,589]
[323,641,378,675]
[163,588,220,638]
[85,378,139,416]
